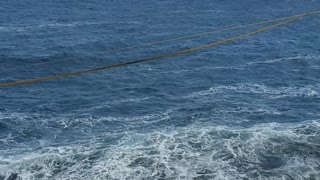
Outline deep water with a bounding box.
[1,0,320,179]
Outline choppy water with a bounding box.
[1,0,320,179]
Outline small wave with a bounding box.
[0,26,25,32]
[187,83,320,99]
[0,21,107,32]
[310,66,320,70]
[35,21,104,29]
[247,54,320,66]
[247,56,301,66]
[86,97,150,111]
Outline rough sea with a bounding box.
[0,0,320,179]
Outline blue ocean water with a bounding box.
[1,0,320,179]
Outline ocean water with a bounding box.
[1,0,320,179]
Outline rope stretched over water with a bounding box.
[1,10,320,87]
[3,10,320,72]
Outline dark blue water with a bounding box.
[1,0,320,179]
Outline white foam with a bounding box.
[35,21,104,29]
[1,120,319,179]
